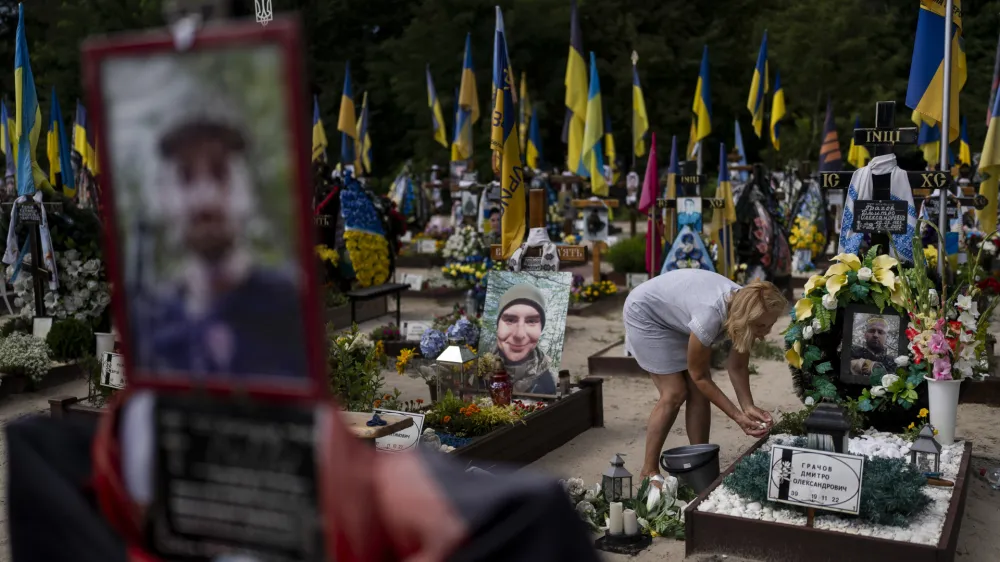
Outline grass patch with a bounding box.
[751,339,785,361]
[748,363,759,375]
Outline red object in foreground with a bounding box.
[489,368,513,406]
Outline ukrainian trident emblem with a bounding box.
[254,0,272,26]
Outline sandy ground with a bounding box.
[1,240,999,560]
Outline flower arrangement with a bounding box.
[923,245,938,269]
[664,233,709,270]
[441,225,486,262]
[431,304,480,332]
[424,391,545,437]
[369,323,401,342]
[788,216,826,257]
[420,328,447,359]
[372,388,424,412]
[316,244,340,267]
[327,325,388,411]
[341,178,391,288]
[902,408,937,440]
[477,351,500,378]
[564,476,692,539]
[445,317,480,347]
[441,261,489,288]
[10,249,111,324]
[572,280,618,303]
[563,233,582,245]
[0,332,52,384]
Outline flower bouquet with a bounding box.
[441,225,486,262]
[573,280,618,303]
[441,261,489,289]
[562,476,693,539]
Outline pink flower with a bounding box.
[932,358,953,380]
[928,332,949,355]
[934,318,946,331]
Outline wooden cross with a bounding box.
[1,200,62,318]
[489,188,589,264]
[572,198,619,282]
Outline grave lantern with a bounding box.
[804,400,851,453]
[602,453,633,502]
[909,425,941,474]
[435,337,476,400]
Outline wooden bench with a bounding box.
[345,283,410,326]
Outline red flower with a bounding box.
[977,277,1000,294]
[906,327,920,341]
[912,345,924,365]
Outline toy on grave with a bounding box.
[340,170,392,288]
[788,178,828,273]
[661,228,715,272]
[734,165,792,286]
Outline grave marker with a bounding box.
[490,188,588,264]
[573,198,620,282]
[2,200,62,319]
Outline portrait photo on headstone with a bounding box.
[583,208,608,241]
[839,304,907,384]
[677,196,703,233]
[478,271,572,395]
[97,37,310,383]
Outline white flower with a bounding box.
[958,311,977,329]
[811,319,823,333]
[928,289,939,307]
[646,482,662,512]
[636,517,650,530]
[954,360,975,379]
[983,241,996,254]
[857,267,873,282]
[821,293,838,310]
[894,356,910,367]
[804,396,815,406]
[563,477,586,499]
[870,386,886,398]
[881,374,899,388]
[584,483,601,502]
[959,345,976,361]
[956,294,973,311]
[960,330,975,344]
[802,326,814,340]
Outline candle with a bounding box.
[608,502,624,535]
[623,509,639,535]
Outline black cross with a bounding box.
[1,200,62,318]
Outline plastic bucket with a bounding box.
[659,444,721,494]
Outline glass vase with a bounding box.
[489,368,513,406]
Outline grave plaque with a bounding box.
[101,352,126,389]
[17,203,41,223]
[924,197,960,221]
[372,408,425,452]
[851,200,908,234]
[767,445,864,515]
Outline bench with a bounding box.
[345,282,410,326]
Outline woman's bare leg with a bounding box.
[684,370,711,444]
[641,372,688,479]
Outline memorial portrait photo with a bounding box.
[583,208,608,241]
[478,271,572,395]
[840,305,905,384]
[677,197,703,233]
[97,38,309,382]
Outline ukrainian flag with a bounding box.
[46,89,75,197]
[356,91,371,175]
[689,45,713,158]
[959,115,971,165]
[578,52,607,196]
[312,95,328,162]
[491,6,525,260]
[604,112,618,185]
[14,3,45,197]
[712,142,737,276]
[0,102,12,180]
[453,33,479,162]
[73,101,89,172]
[337,61,358,169]
[818,98,841,172]
[666,135,679,241]
[518,72,530,156]
[632,55,649,158]
[426,65,448,149]
[747,31,769,138]
[979,90,1000,233]
[906,0,966,142]
[916,114,941,167]
[734,120,749,182]
[562,0,588,173]
[847,116,871,169]
[492,8,515,108]
[526,107,543,170]
[770,71,785,151]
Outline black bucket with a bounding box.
[659,444,720,494]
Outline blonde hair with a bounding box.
[724,280,787,353]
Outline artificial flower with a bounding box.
[794,298,814,321]
[831,253,862,270]
[786,341,803,368]
[895,355,910,367]
[983,241,996,254]
[811,319,823,334]
[871,386,886,398]
[932,358,952,380]
[871,254,898,291]
[824,263,854,297]
[857,267,873,282]
[918,408,929,418]
[881,374,899,388]
[955,294,973,311]
[958,311,977,329]
[928,332,949,355]
[802,325,814,340]
[821,293,838,310]
[928,289,940,307]
[804,274,826,294]
[804,396,815,406]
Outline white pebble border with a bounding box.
[695,431,964,545]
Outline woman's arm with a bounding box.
[686,335,768,438]
[726,348,755,410]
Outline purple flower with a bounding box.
[928,332,949,355]
[420,329,447,359]
[932,358,952,380]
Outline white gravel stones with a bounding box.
[697,431,965,545]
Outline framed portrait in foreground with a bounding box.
[83,16,324,397]
[839,304,907,386]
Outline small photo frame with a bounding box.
[582,208,608,242]
[839,304,907,385]
[84,18,324,396]
[677,197,703,233]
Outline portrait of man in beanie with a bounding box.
[479,271,572,395]
[101,50,308,381]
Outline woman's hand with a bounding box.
[744,405,773,428]
[736,406,773,438]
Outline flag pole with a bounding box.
[937,0,953,279]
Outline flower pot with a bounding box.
[95,332,116,358]
[488,370,513,406]
[925,376,962,446]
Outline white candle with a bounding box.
[623,508,639,535]
[609,502,624,535]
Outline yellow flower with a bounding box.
[918,408,929,418]
[824,262,856,297]
[831,253,862,270]
[375,340,385,356]
[871,254,898,291]
[933,428,939,436]
[908,422,915,430]
[650,530,660,538]
[396,348,415,375]
[804,274,826,295]
[794,298,814,322]
[785,340,803,368]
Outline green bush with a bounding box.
[0,317,31,338]
[0,333,51,384]
[46,318,94,361]
[605,236,646,274]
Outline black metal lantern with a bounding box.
[804,400,851,453]
[602,453,633,502]
[909,425,941,474]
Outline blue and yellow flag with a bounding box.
[0,102,13,179]
[733,120,749,182]
[518,72,530,156]
[916,113,941,167]
[14,4,45,197]
[770,71,785,151]
[562,0,588,173]
[959,115,971,165]
[818,98,841,172]
[73,101,90,172]
[604,112,618,186]
[492,8,515,109]
[491,7,525,260]
[312,95,328,163]
[337,62,358,169]
[667,134,679,198]
[979,89,1000,232]
[906,0,966,142]
[356,91,371,175]
[747,31,769,138]
[847,116,871,169]
[426,65,449,149]
[712,142,737,276]
[578,52,606,196]
[632,54,649,158]
[453,33,480,162]
[526,107,543,170]
[688,45,713,158]
[46,89,75,197]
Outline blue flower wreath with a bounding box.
[341,177,385,236]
